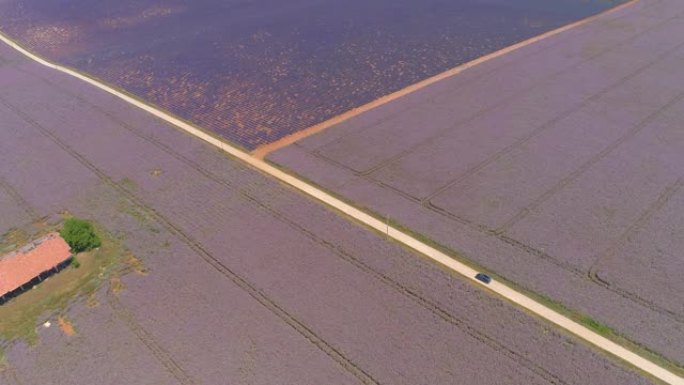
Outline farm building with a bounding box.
[0,233,72,305]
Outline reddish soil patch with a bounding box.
[57,316,76,337]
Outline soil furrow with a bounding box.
[107,293,196,385]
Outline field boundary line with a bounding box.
[251,0,641,158]
[1,16,683,384]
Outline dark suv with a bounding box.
[475,273,492,284]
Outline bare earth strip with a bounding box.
[0,3,682,384]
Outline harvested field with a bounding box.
[0,42,655,384]
[269,0,684,366]
[0,0,626,149]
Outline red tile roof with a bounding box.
[0,232,72,296]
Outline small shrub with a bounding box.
[60,218,101,253]
[70,257,80,269]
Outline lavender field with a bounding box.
[270,0,684,367]
[0,0,625,149]
[0,40,654,383]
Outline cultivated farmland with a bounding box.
[270,0,684,368]
[0,42,654,384]
[0,0,626,149]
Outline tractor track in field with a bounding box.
[354,161,684,327]
[107,292,196,385]
[0,96,381,385]
[308,0,674,178]
[333,68,684,325]
[587,177,684,321]
[0,176,40,222]
[2,8,682,379]
[253,203,571,384]
[286,2,684,325]
[0,77,568,384]
[14,66,243,193]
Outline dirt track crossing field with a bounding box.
[0,41,659,384]
[270,0,684,368]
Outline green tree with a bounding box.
[60,218,101,253]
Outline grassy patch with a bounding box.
[118,177,138,191]
[0,222,126,349]
[582,316,614,335]
[0,228,30,255]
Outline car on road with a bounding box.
[475,273,491,284]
